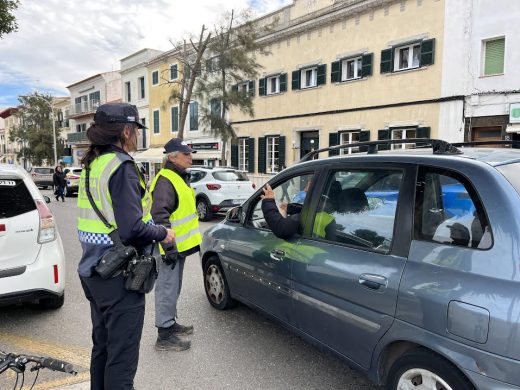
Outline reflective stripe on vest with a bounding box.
[77,153,152,237]
[313,211,335,238]
[150,168,202,254]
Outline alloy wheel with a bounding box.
[205,264,225,304]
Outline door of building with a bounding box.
[300,131,319,159]
[471,126,502,147]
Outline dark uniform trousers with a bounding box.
[80,273,145,390]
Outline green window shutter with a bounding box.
[278,136,286,170]
[231,143,238,168]
[279,73,287,92]
[359,130,370,152]
[380,48,393,74]
[331,61,341,83]
[231,84,238,93]
[153,111,160,134]
[317,64,327,85]
[152,71,159,84]
[258,137,266,174]
[189,102,198,131]
[292,70,300,90]
[259,78,266,96]
[248,80,255,97]
[248,137,255,173]
[420,38,435,67]
[184,66,190,80]
[484,38,505,75]
[206,59,212,73]
[378,129,390,150]
[329,132,339,156]
[416,126,430,147]
[171,106,179,132]
[171,65,178,79]
[361,53,373,77]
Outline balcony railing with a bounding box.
[71,99,100,116]
[67,132,89,143]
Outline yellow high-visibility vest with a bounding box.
[150,168,202,254]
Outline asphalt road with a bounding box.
[0,189,380,390]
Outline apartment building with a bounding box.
[228,0,454,178]
[443,0,520,143]
[0,107,21,164]
[141,49,223,175]
[66,71,121,165]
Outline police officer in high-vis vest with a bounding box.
[150,138,202,351]
[77,103,175,390]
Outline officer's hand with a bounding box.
[162,228,175,245]
[261,184,275,200]
[163,252,182,269]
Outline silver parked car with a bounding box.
[200,139,520,390]
[30,166,54,189]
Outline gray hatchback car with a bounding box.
[201,140,520,390]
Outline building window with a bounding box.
[153,109,160,134]
[76,123,86,132]
[206,56,220,73]
[189,102,198,131]
[238,138,249,172]
[125,81,131,102]
[171,106,179,132]
[339,131,361,154]
[483,37,505,76]
[152,70,159,86]
[301,67,317,88]
[394,43,421,71]
[342,57,362,81]
[237,80,255,97]
[170,64,178,80]
[267,75,280,95]
[89,91,100,111]
[266,136,279,173]
[138,77,145,99]
[391,128,416,150]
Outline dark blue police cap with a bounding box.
[163,138,196,154]
[94,103,147,129]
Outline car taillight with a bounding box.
[206,183,221,190]
[69,175,80,180]
[36,200,56,243]
[252,183,256,189]
[53,265,59,284]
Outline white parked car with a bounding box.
[0,164,66,309]
[188,166,256,221]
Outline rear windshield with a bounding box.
[34,168,52,174]
[212,171,249,181]
[497,163,520,195]
[0,179,36,218]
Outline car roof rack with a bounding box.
[451,140,520,148]
[300,138,463,162]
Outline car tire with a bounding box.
[197,197,213,222]
[203,256,236,310]
[386,348,474,390]
[39,294,65,310]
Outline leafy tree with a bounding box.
[0,0,20,39]
[165,26,212,140]
[9,93,62,166]
[195,10,272,163]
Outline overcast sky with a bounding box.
[0,0,291,108]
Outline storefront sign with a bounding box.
[510,103,520,124]
[188,142,220,151]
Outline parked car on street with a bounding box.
[30,166,54,189]
[0,164,66,309]
[200,139,520,390]
[63,166,82,197]
[188,166,256,221]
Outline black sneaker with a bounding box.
[172,322,194,336]
[155,333,191,351]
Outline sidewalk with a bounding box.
[54,382,90,390]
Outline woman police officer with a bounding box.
[77,103,175,389]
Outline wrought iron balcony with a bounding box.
[67,131,89,143]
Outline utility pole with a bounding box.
[51,109,57,166]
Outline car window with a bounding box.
[34,168,52,174]
[247,173,313,230]
[212,170,249,181]
[72,169,82,175]
[311,170,403,253]
[190,170,206,183]
[414,167,492,249]
[0,179,36,218]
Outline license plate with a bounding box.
[232,199,243,205]
[0,180,16,186]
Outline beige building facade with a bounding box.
[0,108,21,165]
[229,0,458,179]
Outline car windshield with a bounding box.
[0,179,36,218]
[497,163,520,196]
[212,171,249,181]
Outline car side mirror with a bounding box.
[226,206,243,223]
[43,195,51,204]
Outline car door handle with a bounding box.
[270,249,285,262]
[358,274,388,290]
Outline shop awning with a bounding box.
[506,124,520,133]
[133,147,165,163]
